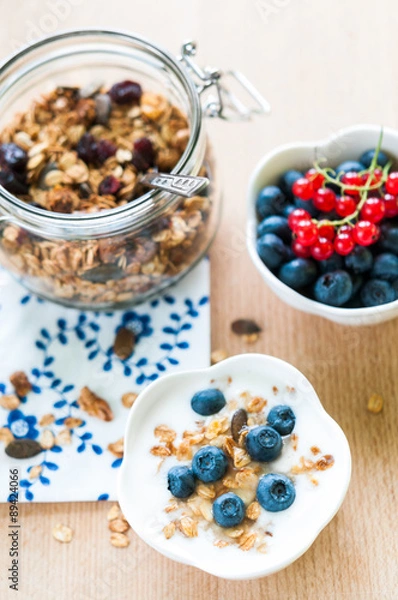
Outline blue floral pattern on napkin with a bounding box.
[0,261,210,502]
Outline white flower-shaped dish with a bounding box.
[118,354,351,580]
[247,124,398,326]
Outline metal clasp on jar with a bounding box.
[178,41,270,121]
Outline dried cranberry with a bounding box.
[98,175,121,196]
[109,80,142,105]
[76,133,98,164]
[0,169,29,195]
[132,137,155,172]
[96,139,117,164]
[0,143,27,172]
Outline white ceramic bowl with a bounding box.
[247,124,398,326]
[118,354,351,580]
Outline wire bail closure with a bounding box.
[178,41,271,121]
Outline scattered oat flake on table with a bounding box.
[52,523,73,543]
[29,465,43,480]
[108,438,124,458]
[108,518,130,533]
[368,393,384,414]
[39,429,55,450]
[110,532,130,548]
[107,504,123,521]
[210,348,228,365]
[78,386,114,421]
[0,427,14,445]
[39,413,55,427]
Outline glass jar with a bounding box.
[0,31,267,310]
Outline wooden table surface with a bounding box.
[1,1,398,598]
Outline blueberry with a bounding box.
[294,197,319,217]
[350,274,364,298]
[314,270,353,306]
[191,388,226,416]
[257,473,296,512]
[257,233,288,270]
[361,278,396,306]
[319,253,344,274]
[371,253,398,281]
[245,425,282,462]
[360,148,389,169]
[392,278,398,296]
[167,466,195,499]
[282,204,296,218]
[267,405,296,435]
[212,492,245,528]
[109,80,142,105]
[255,186,287,219]
[278,258,318,290]
[379,223,398,254]
[279,170,302,199]
[0,143,27,172]
[335,160,365,174]
[192,446,228,482]
[257,215,291,243]
[345,246,373,274]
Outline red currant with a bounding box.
[317,222,335,240]
[313,188,336,212]
[341,171,364,196]
[360,197,386,223]
[305,168,325,190]
[335,195,357,217]
[287,208,311,232]
[368,167,383,185]
[311,237,334,261]
[353,220,380,246]
[295,219,318,246]
[292,239,311,258]
[384,193,398,218]
[292,177,314,200]
[385,172,398,195]
[339,224,354,235]
[334,232,355,256]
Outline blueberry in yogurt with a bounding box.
[245,425,282,462]
[257,473,296,512]
[192,446,228,483]
[167,466,196,499]
[191,388,226,416]
[213,492,245,528]
[267,405,296,436]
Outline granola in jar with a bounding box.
[0,78,217,308]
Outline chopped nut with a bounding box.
[179,516,198,538]
[29,465,43,480]
[368,393,383,414]
[64,417,83,429]
[246,501,261,521]
[108,518,129,533]
[78,386,114,421]
[210,349,228,365]
[121,392,138,408]
[0,394,20,410]
[0,427,14,445]
[108,437,124,458]
[110,532,130,548]
[10,371,32,397]
[39,429,55,450]
[52,523,73,543]
[39,414,55,427]
[154,425,177,444]
[163,522,176,539]
[55,428,72,446]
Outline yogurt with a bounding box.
[118,354,351,579]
